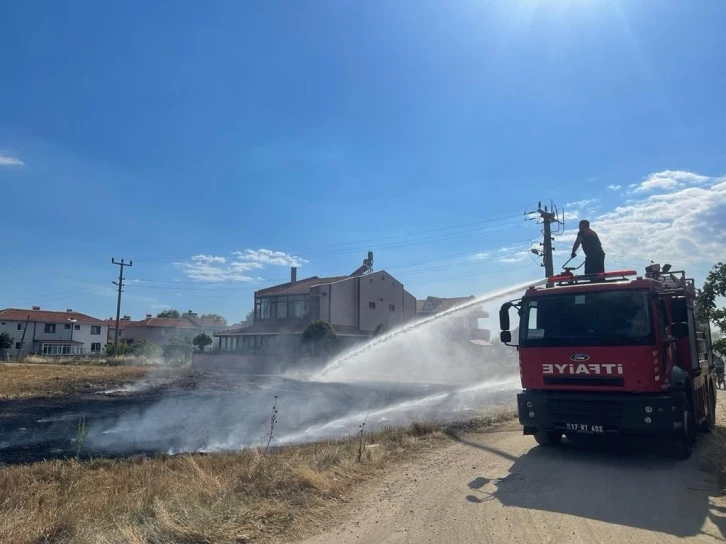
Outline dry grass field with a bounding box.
[0,412,515,544]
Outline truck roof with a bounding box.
[523,266,697,299]
[524,277,660,298]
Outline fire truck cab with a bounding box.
[499,263,716,459]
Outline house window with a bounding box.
[277,299,288,318]
[91,343,101,353]
[15,342,21,350]
[64,324,71,329]
[255,298,271,319]
[75,324,80,330]
[293,297,306,317]
[16,324,23,331]
[91,326,101,335]
[41,343,78,355]
[389,304,395,312]
[369,302,376,309]
[161,329,167,336]
[45,324,56,333]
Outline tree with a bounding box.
[200,313,227,325]
[244,309,254,323]
[105,342,130,356]
[128,337,162,359]
[697,262,726,355]
[193,333,213,352]
[163,334,193,366]
[157,309,181,318]
[0,332,13,355]
[302,320,337,355]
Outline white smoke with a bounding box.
[81,281,537,456]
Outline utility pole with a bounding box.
[526,201,563,284]
[111,258,133,356]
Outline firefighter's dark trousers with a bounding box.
[585,253,605,274]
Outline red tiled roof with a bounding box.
[0,308,107,325]
[125,317,222,329]
[256,275,351,296]
[215,320,368,337]
[104,319,135,329]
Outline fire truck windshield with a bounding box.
[520,289,654,347]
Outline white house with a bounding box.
[215,266,417,354]
[0,307,109,356]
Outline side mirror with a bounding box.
[499,303,512,331]
[500,330,512,344]
[671,322,689,338]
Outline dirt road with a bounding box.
[304,421,726,544]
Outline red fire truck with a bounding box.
[499,262,716,459]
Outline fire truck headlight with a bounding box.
[644,417,652,424]
[645,406,653,413]
[526,401,533,408]
[528,411,535,418]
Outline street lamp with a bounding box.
[68,318,77,355]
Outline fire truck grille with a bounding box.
[546,397,624,427]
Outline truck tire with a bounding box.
[673,400,695,460]
[534,429,562,447]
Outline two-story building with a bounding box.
[215,266,417,354]
[108,311,227,346]
[0,307,108,356]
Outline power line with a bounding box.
[135,238,535,287]
[139,212,527,265]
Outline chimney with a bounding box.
[122,315,131,321]
[291,266,297,284]
[32,306,40,311]
[66,309,73,313]
[187,310,198,318]
[145,313,152,319]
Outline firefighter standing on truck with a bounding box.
[571,219,606,274]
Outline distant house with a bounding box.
[104,315,134,344]
[108,311,227,346]
[0,307,108,356]
[416,296,491,345]
[215,266,417,354]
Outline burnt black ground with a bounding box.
[0,373,515,465]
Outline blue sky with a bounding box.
[1,0,725,323]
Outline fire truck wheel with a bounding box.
[534,429,562,447]
[673,401,695,460]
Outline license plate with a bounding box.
[566,423,604,434]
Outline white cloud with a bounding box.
[232,249,307,267]
[580,171,726,266]
[566,199,597,209]
[0,152,24,166]
[176,248,306,282]
[634,170,711,193]
[607,185,621,191]
[191,254,227,264]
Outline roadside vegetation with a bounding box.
[0,364,150,399]
[0,411,514,544]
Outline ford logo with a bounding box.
[570,353,590,361]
